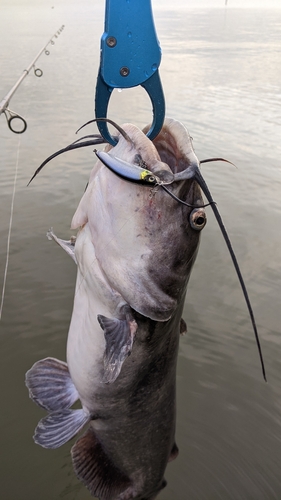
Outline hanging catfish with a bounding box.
[26,118,265,500]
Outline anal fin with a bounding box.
[25,357,79,411]
[71,427,134,499]
[98,311,137,384]
[34,408,90,449]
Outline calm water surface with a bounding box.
[1,2,281,499]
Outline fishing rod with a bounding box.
[0,25,65,134]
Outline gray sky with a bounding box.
[2,0,281,7]
[153,0,281,7]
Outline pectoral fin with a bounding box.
[25,357,79,411]
[47,228,77,263]
[97,312,137,384]
[34,409,90,449]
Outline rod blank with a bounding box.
[0,25,65,134]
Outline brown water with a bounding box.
[1,3,281,499]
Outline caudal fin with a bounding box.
[25,357,79,411]
[34,408,90,449]
[71,427,134,499]
[26,357,89,449]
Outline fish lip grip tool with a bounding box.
[95,0,165,146]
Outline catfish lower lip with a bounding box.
[26,117,265,500]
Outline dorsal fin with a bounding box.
[71,427,134,500]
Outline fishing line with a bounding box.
[0,63,36,320]
[160,183,215,208]
[0,136,21,320]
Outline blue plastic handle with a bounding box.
[95,0,165,145]
[100,0,161,88]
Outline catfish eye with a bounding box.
[190,208,207,231]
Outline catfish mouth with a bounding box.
[143,119,194,175]
[27,117,266,381]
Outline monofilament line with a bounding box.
[0,136,21,320]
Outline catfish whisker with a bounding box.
[71,134,106,145]
[160,184,215,209]
[200,157,237,168]
[27,137,106,186]
[76,118,134,145]
[194,167,266,381]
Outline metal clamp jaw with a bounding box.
[95,0,165,145]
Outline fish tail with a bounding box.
[26,357,90,449]
[25,357,79,411]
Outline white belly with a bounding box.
[66,223,126,410]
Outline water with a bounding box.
[1,2,281,499]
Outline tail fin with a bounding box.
[26,357,89,449]
[34,409,90,449]
[25,357,79,411]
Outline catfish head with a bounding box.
[70,118,206,322]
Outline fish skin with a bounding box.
[26,118,205,500]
